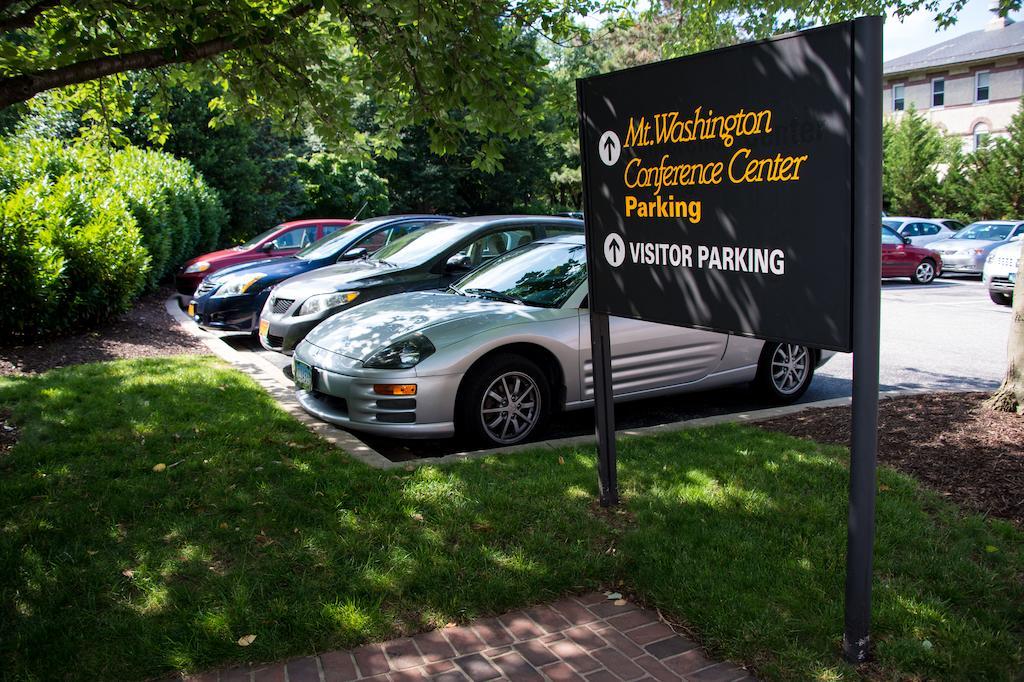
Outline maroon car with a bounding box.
[176,218,354,294]
[882,225,941,284]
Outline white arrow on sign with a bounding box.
[599,131,621,166]
[604,233,625,267]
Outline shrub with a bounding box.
[105,147,225,288]
[0,171,148,337]
[0,136,224,338]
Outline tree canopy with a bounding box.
[2,0,1017,167]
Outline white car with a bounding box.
[983,240,1021,306]
[882,217,961,247]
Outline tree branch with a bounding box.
[0,0,61,33]
[0,3,312,109]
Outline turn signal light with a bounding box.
[373,384,417,396]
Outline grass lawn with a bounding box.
[1,357,1021,681]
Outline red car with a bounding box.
[176,219,354,294]
[882,225,941,284]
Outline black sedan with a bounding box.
[187,215,446,333]
[258,215,584,353]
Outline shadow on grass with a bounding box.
[1,358,1021,682]
[0,357,614,680]
[614,426,1024,681]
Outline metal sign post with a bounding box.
[590,311,619,506]
[844,15,883,664]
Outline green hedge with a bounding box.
[0,137,225,338]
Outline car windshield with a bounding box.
[452,241,587,308]
[952,223,1014,241]
[236,225,283,250]
[295,222,366,260]
[882,219,903,231]
[372,222,468,266]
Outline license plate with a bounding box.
[187,303,195,317]
[1010,272,1017,284]
[258,319,269,337]
[294,359,313,391]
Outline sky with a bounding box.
[883,0,1021,61]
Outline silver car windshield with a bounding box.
[453,242,587,308]
[953,223,1013,241]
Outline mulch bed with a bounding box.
[0,289,207,376]
[756,392,1024,526]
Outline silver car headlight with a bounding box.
[363,333,436,369]
[184,260,211,274]
[297,291,359,316]
[211,272,266,297]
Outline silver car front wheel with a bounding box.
[459,354,551,446]
[480,372,541,444]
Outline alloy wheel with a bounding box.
[915,261,935,283]
[770,344,810,395]
[479,371,541,444]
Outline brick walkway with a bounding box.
[183,593,755,682]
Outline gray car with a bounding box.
[291,235,832,446]
[928,220,1024,275]
[259,216,583,353]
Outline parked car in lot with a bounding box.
[259,216,584,354]
[983,240,1021,306]
[928,220,1024,275]
[176,219,353,294]
[186,216,444,333]
[882,216,960,246]
[291,235,832,446]
[882,226,941,284]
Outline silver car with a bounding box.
[983,240,1021,306]
[929,221,1024,275]
[292,235,832,446]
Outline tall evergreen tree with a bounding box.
[882,107,944,216]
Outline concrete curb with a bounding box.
[421,389,938,466]
[164,296,395,469]
[166,296,933,471]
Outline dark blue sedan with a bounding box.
[187,215,447,333]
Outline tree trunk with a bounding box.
[986,238,1024,413]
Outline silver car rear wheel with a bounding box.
[480,371,542,445]
[755,342,814,403]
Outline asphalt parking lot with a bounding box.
[219,275,1011,459]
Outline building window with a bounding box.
[976,71,990,102]
[932,78,944,107]
[893,84,905,111]
[973,122,990,150]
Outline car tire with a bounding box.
[989,290,1013,306]
[458,354,550,447]
[911,259,936,284]
[755,342,815,403]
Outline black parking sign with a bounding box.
[578,21,858,351]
